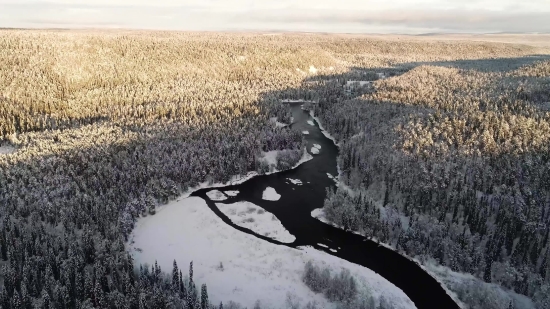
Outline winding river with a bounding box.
[191,103,460,309]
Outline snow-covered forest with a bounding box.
[313,60,550,308]
[0,30,549,308]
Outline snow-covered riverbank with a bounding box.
[129,197,416,309]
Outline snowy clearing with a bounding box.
[309,65,318,74]
[0,145,15,155]
[216,201,295,243]
[224,191,239,197]
[262,187,281,201]
[345,81,372,87]
[259,150,279,169]
[302,130,309,135]
[307,120,315,126]
[269,117,288,128]
[287,178,303,185]
[129,197,416,309]
[206,190,228,201]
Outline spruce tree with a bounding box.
[200,284,208,309]
[172,260,180,292]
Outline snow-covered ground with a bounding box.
[424,263,535,309]
[216,201,294,243]
[302,131,309,135]
[270,117,288,128]
[224,190,239,197]
[345,81,373,87]
[129,197,416,309]
[307,120,315,126]
[262,187,281,201]
[206,190,228,201]
[0,145,15,155]
[281,99,318,104]
[286,178,303,185]
[259,150,279,170]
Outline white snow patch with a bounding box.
[330,248,337,253]
[318,243,328,249]
[259,150,279,169]
[309,65,318,74]
[302,131,309,135]
[345,81,373,87]
[281,99,318,104]
[269,117,287,128]
[313,144,321,150]
[311,208,329,224]
[206,190,228,201]
[307,120,315,126]
[129,197,416,309]
[216,201,294,243]
[262,187,281,201]
[224,191,239,197]
[0,145,15,155]
[287,178,303,185]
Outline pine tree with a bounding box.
[200,284,208,309]
[172,260,180,292]
[42,290,51,309]
[179,270,186,298]
[189,261,194,286]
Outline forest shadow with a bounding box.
[303,54,550,85]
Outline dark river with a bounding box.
[191,103,459,309]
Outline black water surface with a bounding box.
[191,103,459,309]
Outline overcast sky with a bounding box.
[1,0,549,33]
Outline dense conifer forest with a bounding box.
[314,57,550,309]
[1,30,549,308]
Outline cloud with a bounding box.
[237,9,550,33]
[0,1,549,33]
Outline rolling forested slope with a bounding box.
[0,30,549,308]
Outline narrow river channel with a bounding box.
[191,103,460,309]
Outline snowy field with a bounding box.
[215,201,294,243]
[0,145,15,155]
[262,187,281,201]
[129,197,416,309]
[270,117,288,128]
[206,190,228,201]
[302,130,310,135]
